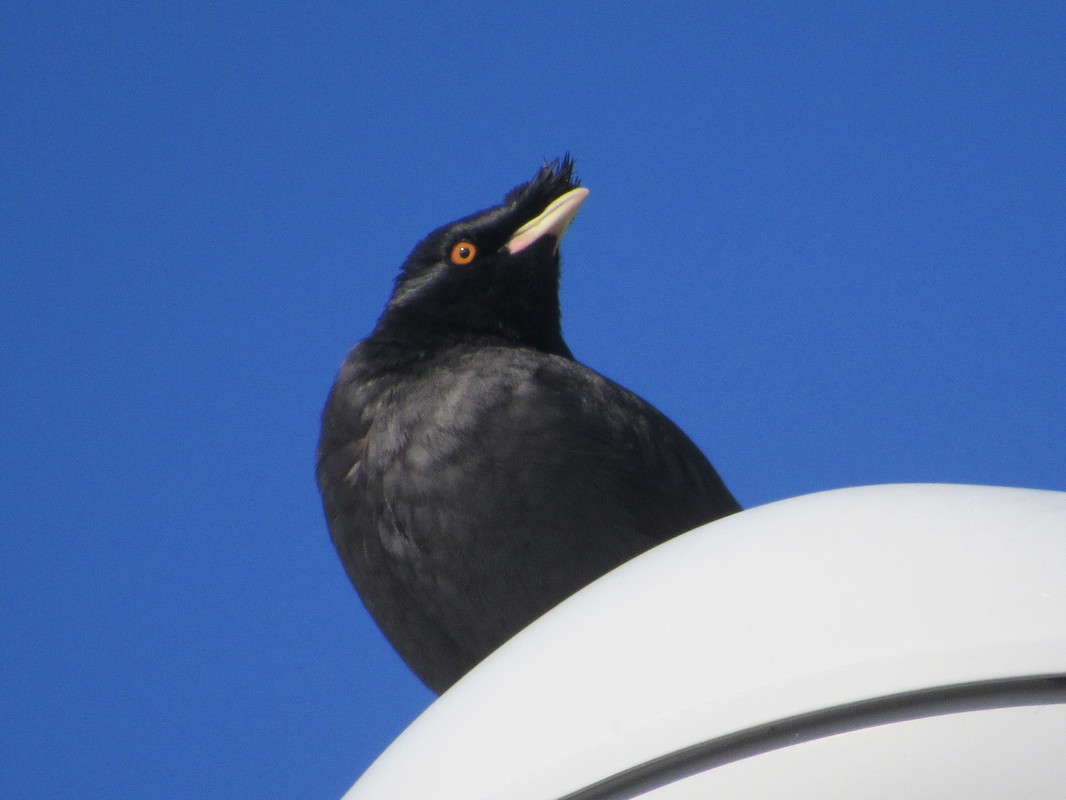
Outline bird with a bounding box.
[316,157,740,694]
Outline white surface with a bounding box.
[343,484,1066,800]
[653,704,1066,800]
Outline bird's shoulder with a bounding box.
[318,336,736,529]
[336,339,661,448]
[339,339,709,492]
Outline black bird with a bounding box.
[317,158,740,693]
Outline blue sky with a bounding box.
[3,3,1064,798]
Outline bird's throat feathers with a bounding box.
[376,255,570,356]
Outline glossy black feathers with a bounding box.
[317,159,740,693]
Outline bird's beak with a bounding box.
[504,187,590,255]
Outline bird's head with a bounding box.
[374,157,588,356]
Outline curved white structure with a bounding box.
[343,484,1066,799]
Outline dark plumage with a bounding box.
[317,158,740,693]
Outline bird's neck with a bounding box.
[368,323,573,361]
[372,300,572,359]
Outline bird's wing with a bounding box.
[316,344,738,690]
[366,345,737,596]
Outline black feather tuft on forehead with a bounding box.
[503,156,580,215]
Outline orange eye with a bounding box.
[450,241,477,264]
